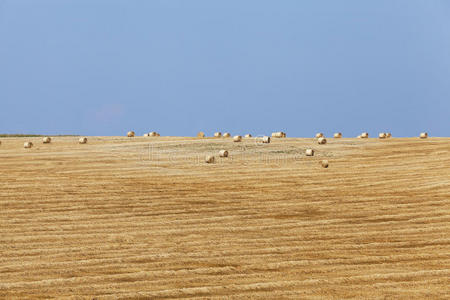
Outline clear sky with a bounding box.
[1,1,449,137]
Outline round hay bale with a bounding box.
[420,132,428,139]
[24,142,33,149]
[361,132,369,138]
[378,132,386,139]
[318,137,327,144]
[127,131,135,137]
[244,134,252,138]
[305,149,314,156]
[0,140,2,146]
[214,132,222,137]
[205,155,215,163]
[321,160,329,168]
[233,135,242,142]
[223,132,231,138]
[143,133,150,137]
[262,136,271,143]
[149,132,159,137]
[79,137,88,144]
[333,132,342,138]
[386,132,392,138]
[197,132,205,138]
[219,150,229,157]
[42,137,51,144]
[315,133,324,138]
[272,132,285,138]
[357,135,362,138]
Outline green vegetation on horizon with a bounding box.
[0,134,80,137]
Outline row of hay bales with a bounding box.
[4,131,431,150]
[205,147,329,168]
[200,132,272,143]
[143,132,160,137]
[204,132,251,138]
[127,131,160,137]
[134,130,411,140]
[10,137,89,149]
[315,132,429,139]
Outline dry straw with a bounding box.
[205,155,215,163]
[333,132,342,138]
[79,137,88,144]
[42,137,51,144]
[127,131,135,137]
[219,150,229,157]
[420,132,428,139]
[214,132,222,137]
[305,149,314,156]
[318,137,327,144]
[24,142,33,149]
[321,160,329,168]
[233,135,242,142]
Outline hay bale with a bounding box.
[318,137,327,144]
[361,132,369,138]
[244,134,252,138]
[127,131,135,137]
[197,131,205,138]
[149,132,159,137]
[223,132,231,138]
[420,132,428,139]
[378,132,386,139]
[42,137,51,144]
[272,132,285,138]
[333,132,342,138]
[321,160,329,168]
[214,132,222,137]
[143,133,150,137]
[357,135,362,138]
[233,135,242,142]
[219,150,229,157]
[305,149,314,156]
[205,155,215,163]
[79,137,88,144]
[386,132,391,138]
[24,142,33,149]
[0,140,1,146]
[315,133,324,138]
[262,136,271,143]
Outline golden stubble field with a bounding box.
[0,136,449,299]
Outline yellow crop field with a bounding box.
[1,136,449,299]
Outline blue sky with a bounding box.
[1,1,449,137]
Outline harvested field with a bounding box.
[0,136,449,299]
